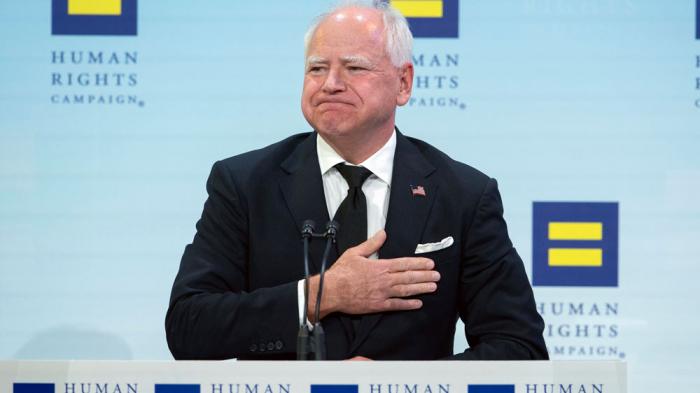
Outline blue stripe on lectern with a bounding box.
[155,385,200,393]
[14,384,55,393]
[311,385,359,393]
[468,386,515,393]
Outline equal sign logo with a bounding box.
[389,0,459,38]
[14,384,55,393]
[696,0,699,39]
[532,202,619,287]
[468,386,514,393]
[311,385,358,393]
[52,0,137,36]
[155,385,200,393]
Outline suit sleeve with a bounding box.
[165,161,299,360]
[450,178,549,360]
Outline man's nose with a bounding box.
[321,67,346,93]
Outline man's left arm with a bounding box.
[451,178,549,360]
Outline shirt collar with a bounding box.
[316,130,396,186]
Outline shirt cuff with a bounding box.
[297,279,313,329]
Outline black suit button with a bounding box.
[249,344,257,352]
[267,342,275,351]
[275,340,283,350]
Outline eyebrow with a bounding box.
[305,55,376,69]
[340,55,375,68]
[306,56,327,67]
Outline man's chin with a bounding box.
[316,129,350,141]
[312,120,354,138]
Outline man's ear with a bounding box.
[396,63,414,107]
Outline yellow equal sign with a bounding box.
[68,0,122,16]
[548,222,604,267]
[390,0,443,18]
[548,248,602,267]
[548,222,603,240]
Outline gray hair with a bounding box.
[303,0,413,67]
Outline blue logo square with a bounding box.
[468,386,514,393]
[532,202,619,287]
[14,384,55,393]
[52,0,137,36]
[311,386,358,393]
[696,0,699,39]
[155,385,200,393]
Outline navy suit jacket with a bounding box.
[165,131,548,360]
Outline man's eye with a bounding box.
[308,66,325,73]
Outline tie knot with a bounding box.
[335,163,373,188]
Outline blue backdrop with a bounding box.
[1,1,699,391]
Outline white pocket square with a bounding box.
[414,236,454,254]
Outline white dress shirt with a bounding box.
[297,131,397,325]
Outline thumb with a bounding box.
[347,229,386,257]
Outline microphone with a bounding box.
[325,220,339,239]
[301,220,315,239]
[301,220,315,327]
[312,220,339,360]
[297,220,339,360]
[296,220,315,360]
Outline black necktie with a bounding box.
[333,163,373,337]
[333,164,373,255]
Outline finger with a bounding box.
[390,270,441,285]
[385,257,434,272]
[346,229,386,257]
[389,282,438,298]
[380,298,423,311]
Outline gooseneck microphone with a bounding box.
[296,220,316,360]
[301,220,315,325]
[296,219,339,360]
[312,220,338,360]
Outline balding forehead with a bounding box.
[320,6,385,38]
[303,2,413,68]
[328,6,381,23]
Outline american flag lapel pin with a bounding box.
[410,184,426,197]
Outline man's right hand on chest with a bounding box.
[306,229,440,321]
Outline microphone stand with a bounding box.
[296,220,338,360]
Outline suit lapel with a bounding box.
[279,132,331,272]
[350,131,438,354]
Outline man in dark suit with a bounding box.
[166,1,547,361]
